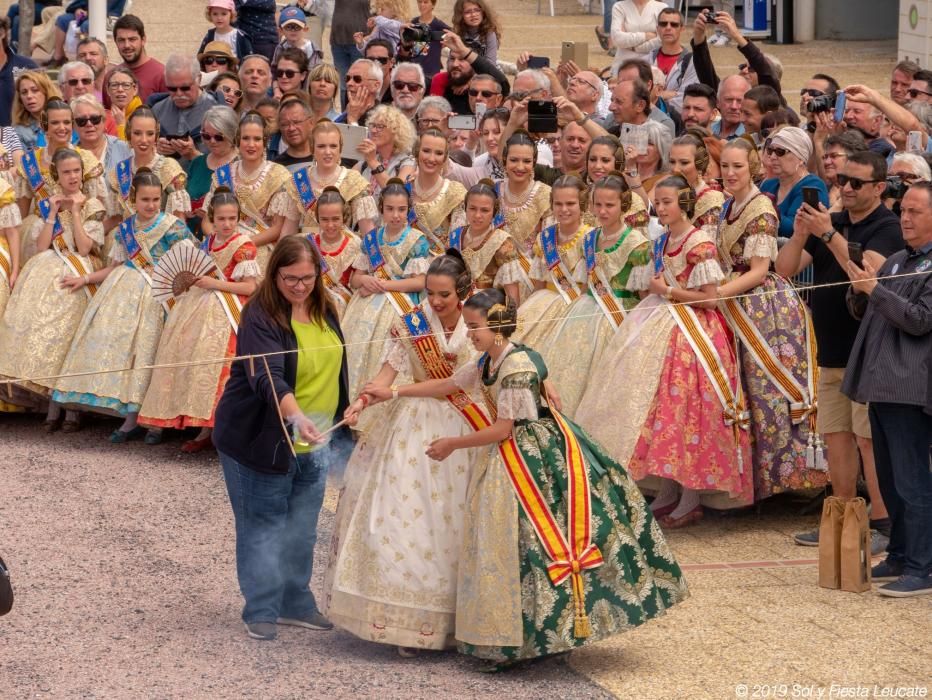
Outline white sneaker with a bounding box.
[709,33,730,47]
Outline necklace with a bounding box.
[238,160,266,183]
[311,163,340,188]
[557,223,586,252]
[414,175,444,201]
[463,225,494,249]
[503,180,534,208]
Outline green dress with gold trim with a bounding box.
[451,344,689,664]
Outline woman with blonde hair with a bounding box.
[409,128,467,249]
[355,104,416,201]
[12,71,62,152]
[307,63,341,123]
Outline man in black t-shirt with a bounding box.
[273,98,314,174]
[777,151,903,549]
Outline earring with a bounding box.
[494,332,504,346]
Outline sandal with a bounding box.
[650,501,677,519]
[144,429,163,445]
[109,426,147,444]
[397,646,419,658]
[181,436,214,454]
[594,26,610,51]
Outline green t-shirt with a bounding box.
[291,317,343,453]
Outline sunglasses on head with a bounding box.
[203,55,229,66]
[837,174,880,190]
[392,80,422,92]
[67,77,94,87]
[74,114,103,127]
[368,56,391,65]
[167,84,193,92]
[275,68,304,80]
[657,20,681,27]
[907,88,932,98]
[468,88,499,98]
[201,133,225,143]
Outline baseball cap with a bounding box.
[279,6,307,28]
[207,0,235,11]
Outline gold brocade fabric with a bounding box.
[460,227,530,299]
[501,181,552,255]
[138,234,255,427]
[51,215,189,415]
[322,308,477,650]
[317,230,361,318]
[300,167,375,231]
[0,199,106,400]
[412,179,467,249]
[694,181,725,230]
[718,191,779,270]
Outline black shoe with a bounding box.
[793,529,819,546]
[877,574,932,598]
[594,26,610,51]
[871,560,903,582]
[277,610,333,630]
[244,621,277,640]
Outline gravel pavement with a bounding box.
[0,416,614,699]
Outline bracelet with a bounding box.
[83,275,90,285]
[665,286,674,301]
[390,384,399,400]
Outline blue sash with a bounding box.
[362,228,385,271]
[541,225,560,270]
[403,305,432,339]
[652,233,668,276]
[37,198,63,236]
[22,150,46,195]
[216,163,233,188]
[583,227,598,274]
[448,225,465,251]
[404,180,417,226]
[293,168,316,211]
[305,233,330,275]
[492,182,505,228]
[118,218,143,263]
[116,157,133,200]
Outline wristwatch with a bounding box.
[370,163,386,175]
[820,230,836,243]
[576,114,591,127]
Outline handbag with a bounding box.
[0,555,12,616]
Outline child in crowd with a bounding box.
[198,0,254,59]
[272,6,323,69]
[353,0,411,55]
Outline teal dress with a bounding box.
[452,345,689,665]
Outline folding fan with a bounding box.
[150,242,217,304]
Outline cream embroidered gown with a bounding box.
[299,166,377,235]
[0,178,23,318]
[322,305,477,650]
[498,180,552,256]
[410,178,467,250]
[0,196,106,408]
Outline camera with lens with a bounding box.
[807,92,837,114]
[703,9,718,23]
[402,23,445,43]
[884,175,909,201]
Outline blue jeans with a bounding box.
[330,42,361,110]
[868,403,932,578]
[8,0,59,46]
[603,0,618,33]
[221,449,330,624]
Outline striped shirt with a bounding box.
[842,242,932,407]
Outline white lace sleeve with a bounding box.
[497,387,539,421]
[530,254,548,282]
[742,233,778,262]
[82,219,105,247]
[268,189,300,221]
[626,263,653,291]
[494,258,526,286]
[351,249,370,272]
[452,360,480,392]
[379,336,411,374]
[231,259,262,280]
[167,188,192,217]
[449,205,467,233]
[686,258,725,288]
[14,173,32,200]
[402,255,430,276]
[0,202,21,228]
[109,240,127,264]
[351,194,378,226]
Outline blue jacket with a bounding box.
[213,300,349,474]
[760,174,829,238]
[0,50,38,127]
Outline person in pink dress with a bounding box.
[576,174,753,528]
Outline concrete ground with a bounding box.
[1,1,926,699]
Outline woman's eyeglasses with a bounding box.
[201,133,226,143]
[279,272,318,288]
[275,68,304,80]
[74,114,103,127]
[837,174,880,191]
[219,85,244,98]
[108,81,134,91]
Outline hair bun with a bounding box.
[385,177,406,187]
[214,185,233,195]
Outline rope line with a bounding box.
[0,270,927,388]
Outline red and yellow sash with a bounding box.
[584,227,626,329]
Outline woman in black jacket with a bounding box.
[213,235,354,641]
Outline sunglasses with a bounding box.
[203,56,229,66]
[74,114,103,127]
[167,84,193,92]
[201,133,225,143]
[837,174,880,190]
[657,20,681,27]
[800,88,825,97]
[275,68,304,80]
[468,88,499,98]
[368,56,391,65]
[907,88,932,98]
[392,80,423,92]
[67,77,94,87]
[346,74,365,84]
[765,145,789,157]
[220,85,243,98]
